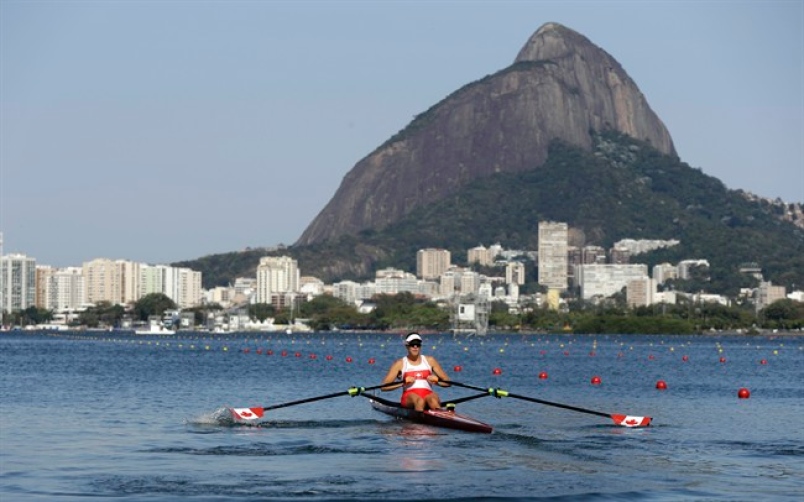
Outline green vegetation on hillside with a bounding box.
[176,132,803,295]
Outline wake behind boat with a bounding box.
[368,394,493,433]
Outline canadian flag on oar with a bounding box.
[611,414,652,428]
[230,407,265,421]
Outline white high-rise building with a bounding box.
[538,221,568,291]
[1,253,37,313]
[41,266,85,311]
[138,264,203,308]
[256,256,300,303]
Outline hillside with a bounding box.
[176,132,803,295]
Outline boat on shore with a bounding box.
[368,394,493,433]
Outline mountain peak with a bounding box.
[297,23,676,246]
[515,22,593,63]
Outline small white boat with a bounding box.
[134,324,175,335]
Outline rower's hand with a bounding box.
[404,376,416,385]
[427,375,439,383]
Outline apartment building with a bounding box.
[652,263,678,284]
[538,221,568,291]
[256,256,300,303]
[467,246,495,266]
[506,261,526,285]
[417,248,451,280]
[83,258,124,305]
[627,277,656,307]
[577,263,649,300]
[1,253,37,313]
[38,266,85,311]
[756,281,786,312]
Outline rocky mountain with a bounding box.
[178,23,802,292]
[297,22,676,246]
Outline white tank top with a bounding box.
[401,356,433,391]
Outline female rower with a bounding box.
[381,332,450,411]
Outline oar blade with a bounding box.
[611,414,652,428]
[230,407,266,424]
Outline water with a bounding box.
[1,331,801,501]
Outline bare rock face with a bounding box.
[297,22,676,246]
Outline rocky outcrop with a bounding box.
[297,22,676,246]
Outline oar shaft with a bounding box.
[261,382,399,411]
[506,392,610,419]
[449,381,610,419]
[262,390,346,411]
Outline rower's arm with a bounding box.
[428,357,451,387]
[381,360,405,392]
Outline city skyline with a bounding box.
[2,1,802,268]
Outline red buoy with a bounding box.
[281,350,288,357]
[538,371,548,380]
[309,353,317,359]
[738,388,751,399]
[266,350,273,356]
[682,355,689,362]
[760,359,767,365]
[325,355,333,361]
[453,365,463,372]
[256,349,263,355]
[589,351,596,357]
[720,357,727,363]
[648,354,656,361]
[295,352,302,358]
[345,356,353,363]
[368,358,376,365]
[492,368,502,375]
[656,380,667,390]
[591,376,602,385]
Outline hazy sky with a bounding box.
[2,0,802,268]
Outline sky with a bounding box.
[1,0,802,268]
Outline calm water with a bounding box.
[1,331,802,501]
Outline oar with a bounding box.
[443,392,493,408]
[449,381,652,428]
[229,382,401,423]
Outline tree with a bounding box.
[761,299,804,330]
[76,301,124,328]
[248,303,276,322]
[133,293,177,321]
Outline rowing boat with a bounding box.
[369,395,493,433]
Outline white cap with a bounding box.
[404,333,422,345]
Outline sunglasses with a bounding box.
[407,342,422,347]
